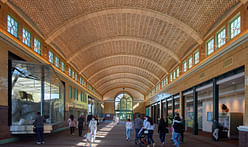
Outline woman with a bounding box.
[158,118,168,145]
[68,114,76,135]
[89,117,97,142]
[125,119,133,141]
[144,117,155,147]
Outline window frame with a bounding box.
[188,55,193,69]
[193,50,199,65]
[55,56,60,68]
[216,27,226,49]
[7,14,19,38]
[206,37,214,56]
[34,38,42,55]
[229,13,241,40]
[22,27,32,48]
[183,60,187,73]
[48,50,54,64]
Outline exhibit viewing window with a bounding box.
[114,92,133,120]
[10,60,65,134]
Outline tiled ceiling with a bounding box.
[9,0,240,97]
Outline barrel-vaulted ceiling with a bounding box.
[9,0,240,98]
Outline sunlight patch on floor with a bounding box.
[76,122,116,147]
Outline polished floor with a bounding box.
[2,122,238,147]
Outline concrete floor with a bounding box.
[1,122,238,147]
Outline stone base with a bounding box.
[238,126,248,147]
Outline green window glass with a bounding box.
[73,88,75,99]
[76,89,78,100]
[72,71,75,79]
[183,60,187,73]
[22,28,31,47]
[49,51,54,64]
[69,86,72,98]
[61,61,65,72]
[55,57,60,68]
[68,68,71,77]
[75,73,78,81]
[229,14,240,39]
[7,15,18,38]
[194,50,199,65]
[34,38,41,55]
[170,73,173,82]
[188,56,193,69]
[176,67,180,78]
[217,28,226,48]
[206,38,214,56]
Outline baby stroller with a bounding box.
[137,128,148,147]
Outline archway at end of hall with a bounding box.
[114,92,133,120]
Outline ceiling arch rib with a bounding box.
[45,8,203,45]
[94,72,155,87]
[103,86,145,96]
[79,54,168,74]
[68,36,180,63]
[100,83,147,95]
[87,64,160,81]
[97,78,151,92]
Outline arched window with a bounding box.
[114,92,133,120]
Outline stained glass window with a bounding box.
[55,57,59,68]
[188,56,193,69]
[194,50,199,65]
[207,38,214,56]
[61,61,65,72]
[49,51,54,64]
[7,15,18,38]
[34,38,41,55]
[229,14,240,39]
[22,28,31,47]
[217,28,226,48]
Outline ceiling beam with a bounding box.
[87,64,160,81]
[68,36,180,63]
[79,54,168,74]
[97,78,151,92]
[45,8,203,44]
[93,72,155,87]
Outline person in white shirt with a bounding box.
[125,119,133,141]
[144,117,155,147]
[89,117,97,142]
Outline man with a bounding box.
[33,112,45,145]
[134,114,143,144]
[77,114,85,136]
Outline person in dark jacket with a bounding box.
[77,114,85,136]
[172,114,182,147]
[158,117,168,145]
[33,112,45,145]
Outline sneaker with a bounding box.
[152,143,155,147]
[36,142,41,145]
[41,141,45,144]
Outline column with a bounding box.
[41,65,45,115]
[213,78,219,130]
[245,63,248,125]
[172,96,175,118]
[193,87,198,135]
[160,100,163,119]
[181,92,185,120]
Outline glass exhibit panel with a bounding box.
[175,98,180,114]
[11,61,65,127]
[167,100,173,124]
[185,94,193,128]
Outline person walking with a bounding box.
[144,117,155,147]
[77,114,85,136]
[89,117,97,142]
[172,114,182,147]
[33,112,45,145]
[68,114,76,135]
[125,119,133,141]
[134,114,143,144]
[158,117,168,145]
